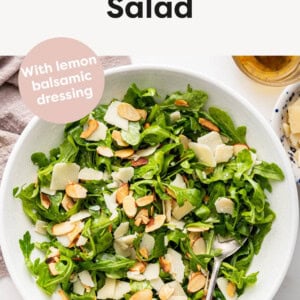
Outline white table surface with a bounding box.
[0,55,299,299]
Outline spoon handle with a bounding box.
[206,258,222,300]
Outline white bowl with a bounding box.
[0,65,298,300]
[271,82,300,184]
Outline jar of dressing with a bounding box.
[233,56,300,86]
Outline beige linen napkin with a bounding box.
[0,56,131,278]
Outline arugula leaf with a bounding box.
[31,152,50,168]
[80,254,135,272]
[160,85,208,111]
[123,83,157,108]
[252,162,285,181]
[209,107,247,143]
[19,231,35,271]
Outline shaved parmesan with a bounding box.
[288,100,300,133]
[85,121,108,141]
[215,144,233,163]
[296,149,300,167]
[70,210,91,222]
[215,197,234,216]
[170,111,181,123]
[216,277,237,300]
[165,249,185,283]
[150,277,164,292]
[171,174,186,189]
[104,101,129,131]
[167,218,185,230]
[140,233,155,254]
[127,271,145,281]
[117,233,137,246]
[78,167,104,181]
[76,235,88,247]
[113,240,131,257]
[114,222,129,239]
[112,167,134,183]
[131,145,159,161]
[104,191,118,220]
[97,278,116,299]
[35,220,48,235]
[144,263,160,280]
[40,187,56,195]
[188,142,216,167]
[56,235,71,247]
[167,281,187,298]
[73,279,85,295]
[197,131,223,152]
[78,270,94,287]
[172,201,195,220]
[50,163,80,190]
[114,281,131,299]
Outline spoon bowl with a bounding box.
[206,236,249,300]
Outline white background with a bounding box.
[1,0,300,55]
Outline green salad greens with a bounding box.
[15,84,284,300]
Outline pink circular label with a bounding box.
[18,37,104,124]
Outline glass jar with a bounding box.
[233,56,300,86]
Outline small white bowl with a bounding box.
[271,82,300,184]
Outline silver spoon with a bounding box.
[206,236,248,300]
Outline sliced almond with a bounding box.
[58,289,69,300]
[80,119,99,139]
[48,246,60,259]
[136,195,154,207]
[40,192,51,209]
[129,261,147,273]
[175,99,189,107]
[123,195,137,218]
[131,157,148,167]
[199,118,220,132]
[52,221,75,236]
[179,134,190,150]
[187,227,210,233]
[233,143,249,156]
[141,215,150,225]
[166,188,176,198]
[192,238,206,255]
[134,217,142,227]
[96,146,114,157]
[139,247,149,259]
[117,103,141,121]
[61,194,75,211]
[227,281,237,297]
[136,109,148,120]
[116,183,129,204]
[65,183,87,199]
[48,262,59,276]
[112,130,129,147]
[188,232,200,245]
[129,289,153,300]
[187,272,206,293]
[135,209,149,226]
[115,148,135,159]
[145,215,166,233]
[159,284,175,300]
[159,257,171,273]
[67,221,84,245]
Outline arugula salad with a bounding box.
[15,84,284,300]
